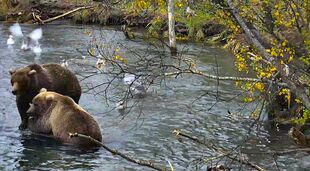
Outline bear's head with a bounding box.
[9,64,42,95]
[26,88,56,116]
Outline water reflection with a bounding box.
[18,132,103,170]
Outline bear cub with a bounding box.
[27,88,102,148]
[10,63,82,129]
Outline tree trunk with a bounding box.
[167,0,177,55]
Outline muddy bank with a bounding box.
[0,0,124,24]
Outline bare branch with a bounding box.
[69,133,168,171]
[164,69,287,87]
[172,130,266,171]
[40,6,95,24]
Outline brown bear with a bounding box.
[10,63,82,130]
[26,88,102,148]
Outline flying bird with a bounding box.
[9,23,23,37]
[22,28,43,51]
[8,23,43,52]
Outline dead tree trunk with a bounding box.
[167,0,177,55]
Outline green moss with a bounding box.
[195,29,205,41]
[73,9,91,24]
[72,5,122,25]
[0,0,9,21]
[95,7,109,25]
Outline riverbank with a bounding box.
[0,0,228,44]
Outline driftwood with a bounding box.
[172,130,266,171]
[34,6,95,24]
[225,0,310,109]
[69,133,168,171]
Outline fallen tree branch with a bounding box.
[39,6,95,24]
[69,133,167,171]
[245,148,310,155]
[172,130,266,171]
[164,69,288,87]
[32,12,44,24]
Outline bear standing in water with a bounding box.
[27,89,102,148]
[10,63,81,130]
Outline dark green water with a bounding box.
[0,23,307,170]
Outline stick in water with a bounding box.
[69,133,168,171]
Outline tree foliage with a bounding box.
[122,0,310,124]
[221,0,309,123]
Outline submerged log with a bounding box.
[288,127,310,147]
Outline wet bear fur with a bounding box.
[27,89,102,148]
[10,63,82,129]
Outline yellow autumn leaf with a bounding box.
[279,88,289,95]
[287,90,291,108]
[177,3,183,7]
[114,55,128,64]
[89,48,96,56]
[269,67,277,72]
[288,56,293,62]
[270,50,278,57]
[243,97,254,103]
[295,98,302,104]
[252,0,259,4]
[254,83,265,92]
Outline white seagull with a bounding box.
[115,100,126,111]
[130,81,147,97]
[61,59,69,68]
[8,23,43,51]
[123,73,136,85]
[23,28,43,51]
[7,35,15,45]
[123,73,147,97]
[9,23,23,37]
[96,58,106,71]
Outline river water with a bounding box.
[0,23,308,170]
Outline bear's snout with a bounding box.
[11,82,18,95]
[12,90,17,95]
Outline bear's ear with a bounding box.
[9,69,16,75]
[45,94,54,101]
[39,88,47,93]
[28,70,37,76]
